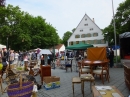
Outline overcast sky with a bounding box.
[6,0,125,38]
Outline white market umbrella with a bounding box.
[39,49,52,55]
[0,44,6,48]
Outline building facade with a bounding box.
[68,14,108,47]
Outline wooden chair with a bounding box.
[80,74,95,96]
[72,77,81,95]
[96,61,110,78]
[78,61,90,77]
[93,62,109,84]
[65,59,72,72]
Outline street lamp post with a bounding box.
[105,32,109,47]
[111,0,117,65]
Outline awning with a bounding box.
[119,32,130,38]
[39,49,52,55]
[66,43,93,50]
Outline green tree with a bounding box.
[72,28,76,33]
[102,0,130,46]
[0,4,60,50]
[62,31,72,46]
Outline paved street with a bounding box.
[1,62,130,97]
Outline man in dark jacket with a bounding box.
[109,47,114,68]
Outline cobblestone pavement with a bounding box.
[1,60,130,97]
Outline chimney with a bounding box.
[93,18,95,23]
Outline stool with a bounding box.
[80,74,95,97]
[72,77,81,95]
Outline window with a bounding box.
[71,42,73,45]
[81,34,85,38]
[86,40,90,44]
[101,39,105,44]
[76,41,79,44]
[82,40,85,44]
[93,33,98,37]
[90,28,93,31]
[84,24,88,26]
[75,35,80,38]
[69,42,71,45]
[93,40,98,44]
[86,33,91,37]
[80,29,83,32]
[97,40,101,44]
[90,40,93,44]
[85,18,87,21]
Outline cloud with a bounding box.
[6,0,124,38]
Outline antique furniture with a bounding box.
[92,86,124,97]
[123,62,130,91]
[82,59,110,84]
[93,61,109,84]
[80,74,95,97]
[29,61,37,76]
[72,77,81,95]
[78,60,90,77]
[40,65,51,84]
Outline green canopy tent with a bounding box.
[66,43,93,50]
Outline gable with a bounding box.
[68,14,104,41]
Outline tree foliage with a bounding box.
[102,0,130,46]
[62,31,72,46]
[0,4,60,51]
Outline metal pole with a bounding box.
[7,37,8,50]
[112,0,117,65]
[53,45,55,69]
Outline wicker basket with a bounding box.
[7,74,34,97]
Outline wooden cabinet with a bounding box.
[40,65,51,84]
[124,62,130,91]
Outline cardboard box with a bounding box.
[43,76,60,90]
[52,77,60,82]
[43,76,56,84]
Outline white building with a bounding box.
[68,14,108,47]
[50,44,65,53]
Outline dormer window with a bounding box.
[84,24,88,26]
[90,28,93,31]
[80,29,83,32]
